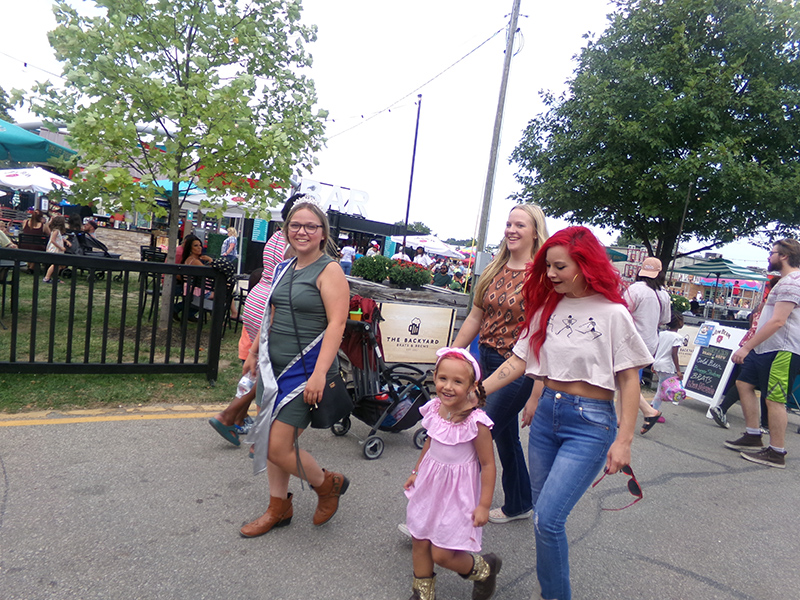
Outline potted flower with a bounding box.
[387,260,432,289]
[351,254,392,283]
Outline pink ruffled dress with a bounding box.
[405,398,494,552]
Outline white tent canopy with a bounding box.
[0,166,74,194]
[390,234,464,259]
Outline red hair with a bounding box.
[522,226,626,359]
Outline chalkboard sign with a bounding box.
[684,345,732,398]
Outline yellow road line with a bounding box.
[0,412,219,427]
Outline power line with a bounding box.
[326,26,506,141]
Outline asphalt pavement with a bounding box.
[2,394,799,600]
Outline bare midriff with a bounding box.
[543,378,614,402]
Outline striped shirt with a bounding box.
[241,229,287,340]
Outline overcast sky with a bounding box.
[1,0,771,267]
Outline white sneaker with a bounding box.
[488,507,533,524]
[397,523,411,537]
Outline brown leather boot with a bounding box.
[311,469,349,526]
[239,493,293,538]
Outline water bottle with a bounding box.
[236,373,256,398]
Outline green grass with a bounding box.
[0,268,243,413]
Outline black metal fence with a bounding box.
[0,247,229,383]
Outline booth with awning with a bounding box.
[674,257,769,317]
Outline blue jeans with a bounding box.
[341,261,352,276]
[479,345,533,517]
[529,387,617,600]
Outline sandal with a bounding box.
[208,417,241,446]
[640,412,662,435]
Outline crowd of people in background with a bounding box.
[337,237,476,293]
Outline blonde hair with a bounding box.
[226,227,237,237]
[473,204,549,308]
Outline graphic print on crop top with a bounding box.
[548,314,603,340]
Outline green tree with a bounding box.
[395,220,432,235]
[614,231,642,247]
[511,0,800,264]
[23,0,325,324]
[444,237,477,247]
[0,86,13,121]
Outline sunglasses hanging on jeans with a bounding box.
[591,464,642,511]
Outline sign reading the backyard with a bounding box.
[682,322,746,405]
[379,302,455,364]
[299,178,370,218]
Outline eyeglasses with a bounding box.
[591,464,642,511]
[287,222,322,234]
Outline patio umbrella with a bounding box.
[0,166,74,194]
[674,257,768,303]
[390,234,464,259]
[0,119,76,163]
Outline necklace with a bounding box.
[442,407,471,422]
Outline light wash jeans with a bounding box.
[479,345,533,517]
[529,387,617,600]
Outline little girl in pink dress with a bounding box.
[404,347,501,600]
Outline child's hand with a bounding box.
[473,505,489,527]
[403,474,417,491]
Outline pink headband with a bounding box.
[435,347,482,382]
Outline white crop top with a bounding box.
[512,295,653,391]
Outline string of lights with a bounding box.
[326,26,506,141]
[0,50,65,82]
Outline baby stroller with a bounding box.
[335,298,431,459]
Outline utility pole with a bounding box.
[402,94,422,252]
[475,0,521,253]
[668,182,693,284]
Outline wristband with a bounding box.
[411,469,418,475]
[249,349,258,356]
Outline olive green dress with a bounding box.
[268,254,338,426]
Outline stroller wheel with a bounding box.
[413,428,428,450]
[331,416,351,436]
[363,435,384,460]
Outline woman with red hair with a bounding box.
[482,227,652,600]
